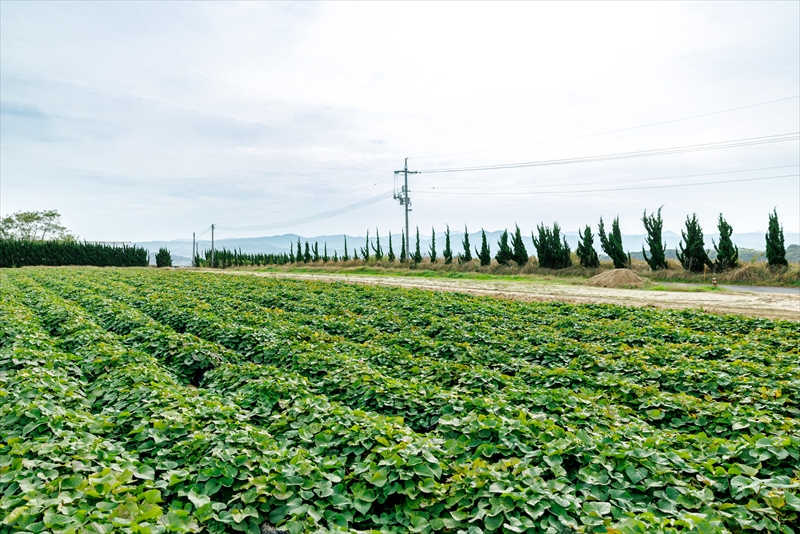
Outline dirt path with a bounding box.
[217,271,800,321]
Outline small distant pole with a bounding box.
[192,232,196,267]
[211,224,215,268]
[394,157,419,256]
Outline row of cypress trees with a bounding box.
[197,208,790,271]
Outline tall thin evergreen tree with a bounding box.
[303,242,311,263]
[476,229,491,266]
[322,243,330,262]
[372,228,383,260]
[413,227,423,264]
[429,227,437,263]
[297,237,302,263]
[576,225,599,268]
[532,222,571,269]
[312,242,320,262]
[460,225,472,263]
[495,229,513,265]
[289,242,295,263]
[677,213,711,272]
[598,216,628,269]
[387,233,395,262]
[400,230,407,263]
[642,207,667,271]
[766,208,788,267]
[511,224,528,266]
[713,214,738,271]
[360,230,371,261]
[332,250,338,262]
[443,225,453,264]
[343,236,350,261]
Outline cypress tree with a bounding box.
[360,229,371,261]
[332,250,338,262]
[677,213,711,272]
[322,243,330,262]
[642,207,667,271]
[343,236,349,261]
[155,247,172,268]
[576,225,600,268]
[303,242,312,263]
[296,237,302,263]
[495,229,513,265]
[511,224,528,266]
[460,225,472,263]
[766,208,788,267]
[400,230,407,263]
[289,242,295,263]
[598,216,628,269]
[372,228,384,260]
[413,227,423,264]
[312,242,320,262]
[532,223,571,269]
[443,225,453,264]
[429,227,437,263]
[387,233,395,262]
[353,248,359,260]
[713,214,738,272]
[476,229,491,266]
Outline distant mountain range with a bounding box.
[139,230,800,265]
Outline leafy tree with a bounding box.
[429,227,437,263]
[642,207,667,271]
[511,224,528,266]
[360,230,371,261]
[155,247,173,268]
[677,213,711,272]
[766,208,788,267]
[303,242,312,263]
[576,225,599,268]
[476,229,491,266]
[387,233,395,262]
[413,227,423,264]
[713,214,738,272]
[495,229,513,265]
[532,222,572,269]
[460,225,472,263]
[372,228,384,261]
[322,243,329,262]
[289,242,295,263]
[598,216,628,269]
[343,236,350,261]
[312,242,320,262]
[0,209,73,241]
[400,230,407,263]
[443,225,453,264]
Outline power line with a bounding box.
[412,95,800,160]
[419,164,800,191]
[220,191,394,231]
[415,133,799,174]
[220,177,395,226]
[418,173,799,196]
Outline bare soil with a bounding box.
[586,269,647,288]
[217,271,800,322]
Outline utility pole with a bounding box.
[192,232,196,267]
[211,224,215,268]
[394,157,419,255]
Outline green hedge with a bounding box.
[0,239,148,268]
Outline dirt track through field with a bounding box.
[218,271,800,321]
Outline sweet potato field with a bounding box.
[1,268,799,534]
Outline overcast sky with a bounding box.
[1,1,798,242]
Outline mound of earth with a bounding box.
[586,269,647,288]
